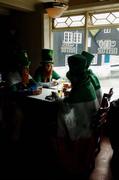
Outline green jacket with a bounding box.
[87,69,102,105]
[34,66,60,88]
[57,75,99,140]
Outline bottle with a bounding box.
[57,78,64,97]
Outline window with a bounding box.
[52,10,119,100]
[53,29,85,66]
[53,15,85,28]
[90,12,119,25]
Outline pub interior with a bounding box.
[0,0,119,179]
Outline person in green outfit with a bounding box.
[34,49,61,88]
[6,50,37,93]
[55,54,100,180]
[81,51,102,105]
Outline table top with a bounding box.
[28,87,58,102]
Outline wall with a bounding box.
[0,9,43,76]
[17,11,43,76]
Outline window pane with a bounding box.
[88,28,119,100]
[52,12,119,100]
[90,12,119,25]
[53,15,85,28]
[53,30,85,67]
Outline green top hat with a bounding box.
[17,50,31,68]
[67,54,87,75]
[81,51,94,68]
[41,49,54,64]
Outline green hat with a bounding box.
[66,54,87,79]
[81,51,94,68]
[41,49,54,64]
[17,50,31,68]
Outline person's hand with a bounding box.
[63,83,71,90]
[62,83,71,97]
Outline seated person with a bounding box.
[34,48,61,88]
[55,54,100,179]
[6,50,37,94]
[63,51,102,105]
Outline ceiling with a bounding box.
[0,0,119,14]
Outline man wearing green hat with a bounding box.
[56,54,100,179]
[6,50,37,92]
[34,49,61,88]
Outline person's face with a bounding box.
[44,63,52,72]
